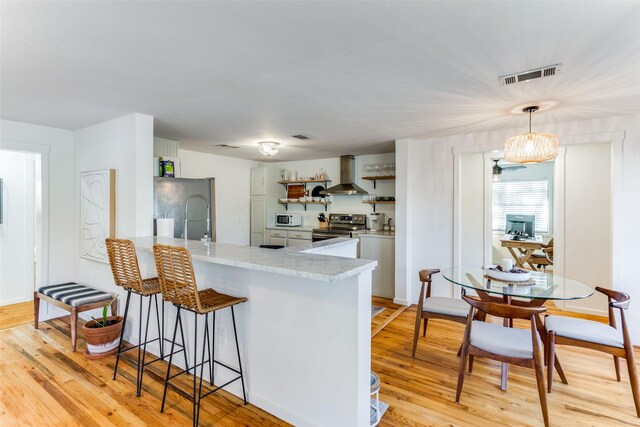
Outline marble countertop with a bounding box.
[132,236,376,283]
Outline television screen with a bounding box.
[505,214,535,238]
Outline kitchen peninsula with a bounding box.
[130,236,376,427]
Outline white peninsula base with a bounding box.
[127,237,376,427]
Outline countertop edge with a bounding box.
[133,237,376,283]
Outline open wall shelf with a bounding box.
[362,176,394,189]
[278,201,331,211]
[362,200,395,212]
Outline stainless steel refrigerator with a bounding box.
[153,177,216,241]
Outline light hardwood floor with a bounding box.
[2,300,639,426]
[0,303,288,427]
[0,301,34,331]
[372,301,640,427]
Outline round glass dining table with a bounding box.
[441,266,594,302]
[441,266,594,391]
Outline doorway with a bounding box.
[0,149,39,306]
[454,138,618,318]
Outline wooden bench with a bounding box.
[34,282,117,352]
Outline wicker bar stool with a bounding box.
[153,243,248,427]
[106,238,179,397]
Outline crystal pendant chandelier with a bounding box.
[258,141,280,156]
[504,106,558,164]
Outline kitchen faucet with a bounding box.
[184,194,210,241]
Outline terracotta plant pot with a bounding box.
[82,315,123,358]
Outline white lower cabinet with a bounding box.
[360,236,395,298]
[266,229,312,247]
[287,238,309,247]
[268,236,287,246]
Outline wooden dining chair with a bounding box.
[456,295,549,427]
[412,268,469,358]
[546,286,639,417]
[529,238,554,271]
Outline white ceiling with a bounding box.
[2,1,640,161]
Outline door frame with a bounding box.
[1,141,50,294]
[452,131,624,309]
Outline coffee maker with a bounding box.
[368,212,386,231]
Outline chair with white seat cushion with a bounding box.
[456,295,549,427]
[412,268,469,358]
[545,286,639,417]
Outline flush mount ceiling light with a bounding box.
[504,106,558,164]
[258,141,280,156]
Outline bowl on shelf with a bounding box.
[288,198,298,203]
[313,197,321,202]
[299,197,306,202]
[279,198,288,203]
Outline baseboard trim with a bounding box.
[392,298,409,306]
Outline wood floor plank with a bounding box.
[2,299,640,426]
[0,315,288,427]
[0,301,33,331]
[372,302,640,427]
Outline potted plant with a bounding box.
[82,296,123,359]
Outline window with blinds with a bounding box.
[492,179,550,234]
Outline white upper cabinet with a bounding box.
[251,167,266,195]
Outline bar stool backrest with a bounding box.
[106,238,147,295]
[153,244,201,310]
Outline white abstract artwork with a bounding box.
[80,169,115,263]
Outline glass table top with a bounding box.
[441,267,594,301]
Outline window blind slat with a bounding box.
[492,180,550,234]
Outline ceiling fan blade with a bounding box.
[502,165,527,171]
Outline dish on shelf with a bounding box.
[311,185,325,198]
[313,197,321,202]
[298,197,306,202]
[287,198,298,203]
[485,266,532,282]
[279,198,288,203]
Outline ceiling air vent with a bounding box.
[499,63,562,86]
[292,134,314,140]
[214,144,240,149]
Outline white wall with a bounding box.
[0,119,75,290]
[74,113,154,321]
[178,149,259,246]
[265,153,396,228]
[397,113,640,343]
[563,142,611,314]
[0,151,36,305]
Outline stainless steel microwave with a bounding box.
[275,213,302,227]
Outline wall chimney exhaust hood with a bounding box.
[321,155,368,195]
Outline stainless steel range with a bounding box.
[312,213,367,242]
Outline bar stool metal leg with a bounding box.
[231,306,247,405]
[210,311,216,386]
[113,289,132,380]
[178,310,190,374]
[196,313,211,427]
[137,293,154,396]
[161,307,181,413]
[192,311,198,427]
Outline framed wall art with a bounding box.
[79,169,115,263]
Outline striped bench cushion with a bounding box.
[38,282,113,307]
